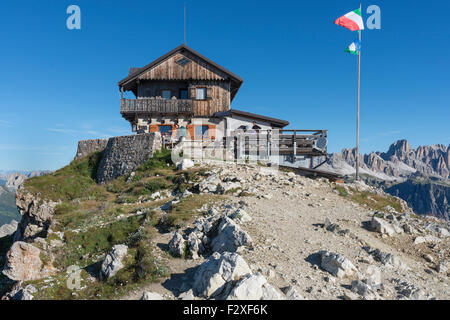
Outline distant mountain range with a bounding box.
[0,171,51,191]
[323,140,449,220]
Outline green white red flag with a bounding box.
[335,8,364,31]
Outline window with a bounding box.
[176,57,191,67]
[162,90,171,100]
[196,88,206,100]
[180,89,188,99]
[194,125,209,139]
[158,125,172,136]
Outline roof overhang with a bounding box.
[214,109,289,128]
[118,44,244,101]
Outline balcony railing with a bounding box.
[120,98,193,114]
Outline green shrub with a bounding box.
[138,148,174,171]
[144,179,168,193]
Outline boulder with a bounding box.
[371,249,408,270]
[370,216,396,236]
[100,244,128,280]
[178,289,195,300]
[319,251,357,278]
[210,217,253,254]
[187,231,204,259]
[282,285,304,300]
[168,230,186,257]
[141,291,164,300]
[216,182,241,195]
[413,235,441,245]
[198,175,221,193]
[2,241,55,281]
[193,252,251,299]
[229,208,252,223]
[177,159,195,171]
[351,280,378,300]
[227,273,284,300]
[3,283,37,300]
[435,261,448,274]
[0,220,18,238]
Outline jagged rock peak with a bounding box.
[384,139,411,160]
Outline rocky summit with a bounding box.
[0,150,449,301]
[323,140,449,220]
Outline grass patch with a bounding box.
[24,152,105,202]
[137,148,174,172]
[25,213,168,300]
[56,215,144,269]
[160,194,223,231]
[335,186,403,212]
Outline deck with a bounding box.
[120,98,193,120]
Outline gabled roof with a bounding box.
[118,44,244,100]
[214,109,289,128]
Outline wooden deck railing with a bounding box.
[120,98,193,114]
[231,129,328,165]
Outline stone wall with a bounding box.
[96,133,162,184]
[75,139,109,160]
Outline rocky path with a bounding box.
[124,162,450,300]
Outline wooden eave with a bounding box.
[118,44,243,101]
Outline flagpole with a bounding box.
[355,3,362,181]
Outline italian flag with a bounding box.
[335,8,364,31]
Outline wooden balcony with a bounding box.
[120,98,194,115]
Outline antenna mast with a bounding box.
[184,2,187,45]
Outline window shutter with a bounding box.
[206,87,212,99]
[186,124,195,140]
[190,88,196,99]
[207,125,216,139]
[149,125,159,133]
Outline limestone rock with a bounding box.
[14,190,58,242]
[198,175,221,193]
[177,159,195,171]
[210,217,253,254]
[168,230,186,257]
[414,235,441,245]
[371,249,408,270]
[193,252,251,299]
[370,216,396,236]
[0,220,18,238]
[178,289,196,300]
[351,280,378,300]
[216,181,241,195]
[229,208,252,223]
[3,283,37,300]
[141,291,164,300]
[100,244,128,279]
[435,261,448,274]
[227,273,284,300]
[319,250,357,278]
[2,241,55,281]
[282,285,304,300]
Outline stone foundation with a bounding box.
[96,133,162,184]
[75,139,109,160]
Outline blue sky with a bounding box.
[0,0,449,171]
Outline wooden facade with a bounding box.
[118,44,243,122]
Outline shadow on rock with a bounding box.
[161,266,200,297]
[304,252,321,267]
